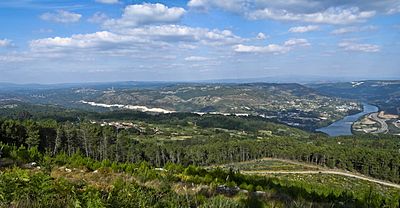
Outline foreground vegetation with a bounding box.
[0,106,399,207]
[1,147,399,207]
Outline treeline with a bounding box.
[1,148,398,208]
[0,102,310,134]
[1,116,399,183]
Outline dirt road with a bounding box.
[236,158,400,189]
[242,170,400,189]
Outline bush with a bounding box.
[199,195,245,208]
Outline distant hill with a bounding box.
[309,80,400,114]
[0,82,362,130]
[91,83,360,130]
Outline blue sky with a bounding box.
[0,0,399,83]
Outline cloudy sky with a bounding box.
[0,0,399,83]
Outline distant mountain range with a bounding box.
[1,80,398,129]
[2,75,399,90]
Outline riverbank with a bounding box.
[316,103,379,137]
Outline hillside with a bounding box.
[1,100,400,207]
[0,82,362,131]
[87,83,361,130]
[309,80,400,115]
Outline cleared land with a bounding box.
[216,158,400,189]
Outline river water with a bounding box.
[316,103,379,137]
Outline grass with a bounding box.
[217,159,320,172]
[271,173,400,199]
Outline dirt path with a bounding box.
[237,158,400,189]
[242,170,400,189]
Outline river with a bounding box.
[316,103,379,137]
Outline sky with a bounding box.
[0,0,399,84]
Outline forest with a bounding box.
[0,107,400,207]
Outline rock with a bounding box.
[215,185,240,196]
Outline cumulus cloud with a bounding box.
[40,10,82,23]
[103,3,185,29]
[188,0,400,14]
[188,0,392,24]
[117,25,243,46]
[0,39,12,47]
[338,41,380,52]
[29,31,157,56]
[233,38,310,54]
[248,7,375,24]
[289,25,319,33]
[331,25,377,34]
[29,25,244,55]
[95,0,119,4]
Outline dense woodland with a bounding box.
[1,107,400,207]
[1,109,400,182]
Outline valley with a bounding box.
[0,80,399,207]
[2,0,399,206]
[0,82,362,131]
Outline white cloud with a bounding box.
[40,10,82,23]
[249,7,375,24]
[30,31,146,54]
[338,42,380,52]
[115,25,243,46]
[29,25,244,55]
[331,27,358,34]
[95,0,119,4]
[233,38,310,54]
[0,39,12,47]
[331,25,377,34]
[188,0,399,15]
[187,0,207,8]
[387,5,400,14]
[103,3,185,29]
[188,1,383,24]
[256,32,267,40]
[88,12,108,23]
[289,25,319,33]
[185,56,210,61]
[283,38,310,47]
[233,44,288,54]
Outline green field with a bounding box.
[217,159,320,172]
